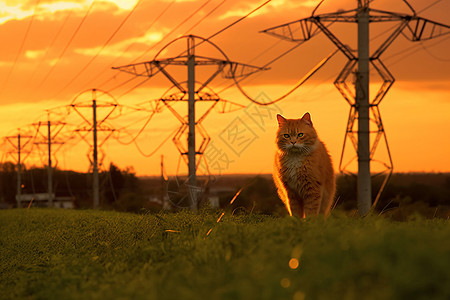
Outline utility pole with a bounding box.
[16,134,21,208]
[92,98,99,209]
[71,88,117,209]
[262,0,450,215]
[32,118,66,207]
[5,132,33,208]
[356,0,371,215]
[113,35,265,211]
[187,37,197,207]
[47,120,54,206]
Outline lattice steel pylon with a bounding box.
[262,0,450,216]
[32,116,66,207]
[113,35,266,211]
[70,88,118,209]
[3,130,35,207]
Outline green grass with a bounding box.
[1,209,449,300]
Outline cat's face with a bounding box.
[276,113,318,153]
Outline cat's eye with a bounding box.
[298,133,304,137]
[283,134,290,138]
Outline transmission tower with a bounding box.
[70,88,118,209]
[32,117,66,207]
[4,131,34,207]
[262,0,450,216]
[113,35,265,210]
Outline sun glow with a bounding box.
[219,0,318,20]
[38,1,84,14]
[0,3,31,24]
[0,0,136,25]
[101,0,140,11]
[25,50,44,59]
[74,30,164,58]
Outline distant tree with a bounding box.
[103,163,124,205]
[0,162,17,205]
[103,164,145,212]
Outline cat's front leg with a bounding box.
[302,182,322,217]
[286,187,305,218]
[304,191,322,217]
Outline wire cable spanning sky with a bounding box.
[53,0,143,97]
[33,0,97,92]
[0,0,41,93]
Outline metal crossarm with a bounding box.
[262,18,318,42]
[402,17,450,41]
[114,57,266,80]
[112,61,161,77]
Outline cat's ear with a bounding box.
[276,114,286,126]
[302,112,313,126]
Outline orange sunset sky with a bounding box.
[0,0,449,176]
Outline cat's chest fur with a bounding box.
[280,153,308,190]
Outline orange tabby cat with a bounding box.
[273,113,335,218]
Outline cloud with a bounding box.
[73,29,166,58]
[100,0,139,11]
[161,0,198,2]
[25,49,45,59]
[0,1,90,25]
[218,0,319,20]
[0,0,138,25]
[38,2,84,15]
[0,2,32,25]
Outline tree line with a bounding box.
[0,162,143,210]
[1,161,449,219]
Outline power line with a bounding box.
[233,48,338,105]
[53,0,143,97]
[212,16,333,94]
[27,9,74,86]
[370,0,444,43]
[34,0,96,92]
[216,24,325,96]
[116,77,150,100]
[133,126,179,158]
[1,0,41,93]
[215,42,303,94]
[386,35,450,65]
[132,0,214,63]
[206,0,272,41]
[113,112,157,145]
[418,0,443,14]
[182,0,229,35]
[418,37,450,62]
[95,0,177,90]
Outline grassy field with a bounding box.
[1,209,449,300]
